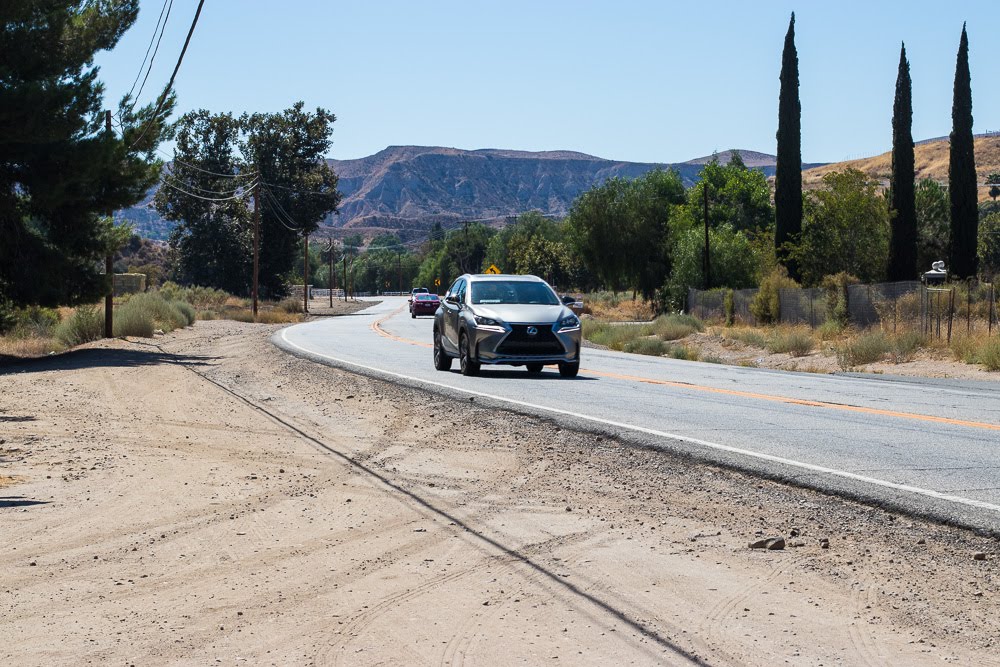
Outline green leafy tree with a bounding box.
[684,152,774,234]
[793,169,890,285]
[415,223,494,290]
[664,225,758,310]
[978,211,1000,279]
[1,1,173,308]
[949,24,978,279]
[915,178,950,273]
[774,12,803,281]
[566,169,685,299]
[154,111,252,294]
[243,103,341,297]
[888,43,917,281]
[986,173,1000,201]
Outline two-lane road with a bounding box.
[276,297,1000,533]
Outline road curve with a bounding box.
[275,297,1000,534]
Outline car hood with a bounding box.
[471,304,569,325]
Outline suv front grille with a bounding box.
[496,324,564,356]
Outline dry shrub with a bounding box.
[768,328,815,357]
[0,335,64,358]
[836,330,891,369]
[623,337,666,356]
[55,306,104,346]
[650,313,703,341]
[278,297,304,314]
[889,330,927,363]
[751,266,799,324]
[725,327,768,349]
[581,292,655,321]
[979,338,1000,371]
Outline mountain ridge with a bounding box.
[119,145,793,241]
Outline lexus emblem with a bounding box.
[526,326,538,336]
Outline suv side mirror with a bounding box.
[445,294,459,304]
[561,295,576,305]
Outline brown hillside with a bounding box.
[802,135,1000,201]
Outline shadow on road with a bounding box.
[0,348,220,376]
[0,497,50,509]
[449,368,598,381]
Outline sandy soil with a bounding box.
[2,319,999,666]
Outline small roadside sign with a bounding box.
[485,264,502,275]
[434,277,441,286]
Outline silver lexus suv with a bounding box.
[432,274,581,377]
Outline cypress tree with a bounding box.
[887,43,917,280]
[949,23,978,279]
[774,13,802,281]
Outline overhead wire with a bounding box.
[121,0,172,113]
[261,186,304,232]
[127,0,174,115]
[128,0,206,150]
[159,177,256,202]
[160,173,252,197]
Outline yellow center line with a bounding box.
[370,307,1000,432]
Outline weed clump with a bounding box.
[836,330,890,369]
[56,306,104,346]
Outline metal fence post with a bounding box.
[947,287,955,343]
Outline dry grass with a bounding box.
[0,336,65,358]
[581,292,655,321]
[226,309,303,324]
[802,135,1000,202]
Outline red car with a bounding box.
[410,293,441,318]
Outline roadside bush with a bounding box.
[112,303,155,338]
[725,327,768,348]
[117,292,192,334]
[979,338,1000,371]
[623,337,666,356]
[768,328,815,357]
[278,296,304,314]
[667,344,699,361]
[158,281,230,310]
[889,330,926,363]
[583,320,638,350]
[820,272,860,326]
[56,306,104,346]
[816,320,844,341]
[650,313,703,341]
[174,301,196,326]
[9,306,61,338]
[836,330,890,369]
[750,266,799,324]
[950,335,981,364]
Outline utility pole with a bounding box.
[342,254,347,302]
[703,183,711,290]
[303,232,309,313]
[397,249,402,294]
[104,110,114,338]
[327,239,335,308]
[252,181,261,318]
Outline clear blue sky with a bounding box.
[93,0,1000,164]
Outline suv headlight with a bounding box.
[474,315,504,328]
[557,314,581,330]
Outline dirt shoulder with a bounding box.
[1,321,998,665]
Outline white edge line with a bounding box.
[279,327,1000,516]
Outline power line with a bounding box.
[122,0,172,108]
[128,0,206,150]
[162,149,258,179]
[261,186,303,231]
[160,173,252,197]
[126,0,174,114]
[159,177,256,202]
[259,179,338,196]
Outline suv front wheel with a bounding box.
[558,361,579,378]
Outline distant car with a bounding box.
[410,293,440,318]
[432,274,581,377]
[409,287,429,302]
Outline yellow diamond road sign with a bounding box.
[485,264,502,275]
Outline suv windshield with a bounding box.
[470,280,559,306]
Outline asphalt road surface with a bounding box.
[276,297,1000,534]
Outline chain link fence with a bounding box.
[686,280,998,336]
